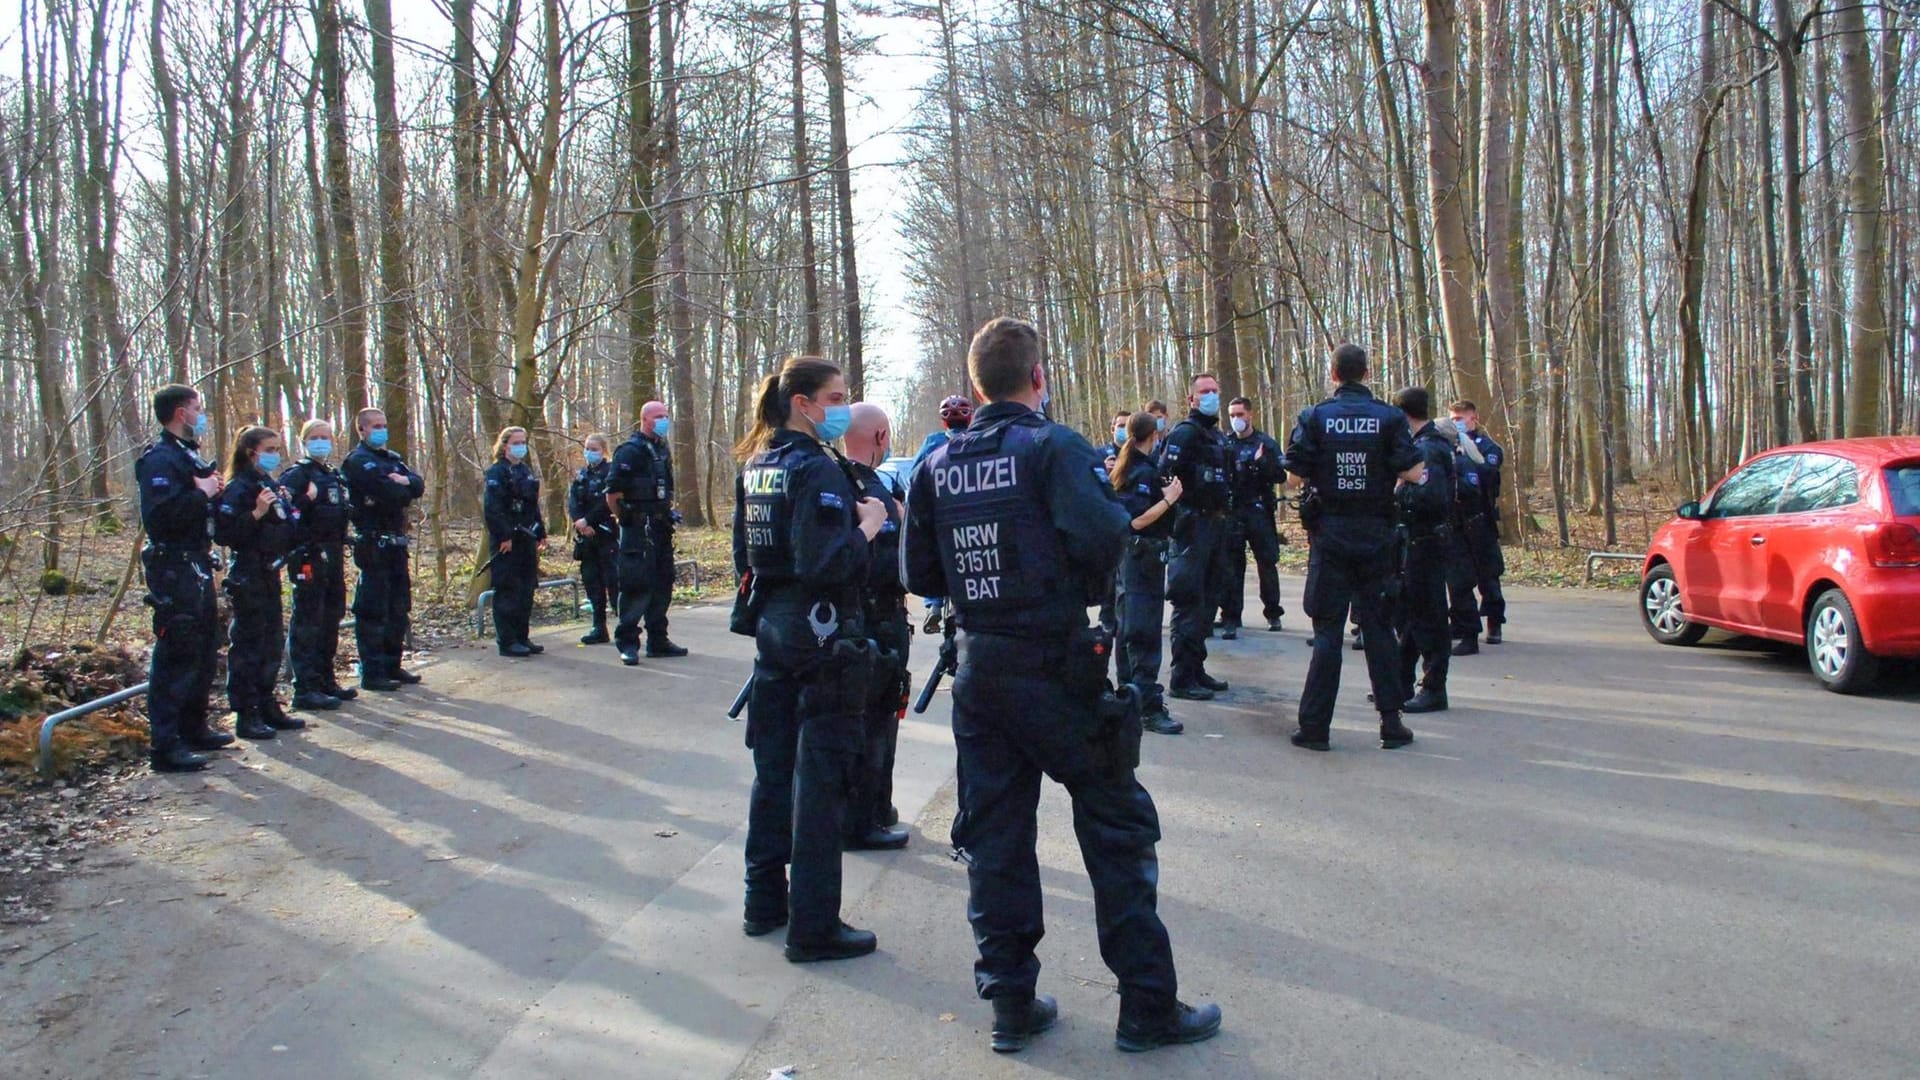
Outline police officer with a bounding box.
[136,386,229,772]
[283,420,357,710]
[344,408,426,691]
[215,426,304,740]
[1219,395,1286,637]
[1095,408,1134,635]
[568,434,620,644]
[1282,344,1424,752]
[608,401,686,665]
[1111,411,1185,736]
[731,356,889,963]
[910,394,974,634]
[904,317,1220,1055]
[485,426,550,657]
[841,403,912,850]
[1160,374,1234,700]
[1446,399,1508,651]
[1393,388,1457,714]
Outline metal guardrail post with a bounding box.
[473,577,580,638]
[1584,551,1642,583]
[38,684,150,778]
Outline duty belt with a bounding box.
[146,541,212,559]
[356,532,411,548]
[1126,534,1170,553]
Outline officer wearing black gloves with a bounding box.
[841,402,912,851]
[345,408,426,691]
[1111,412,1185,736]
[214,426,304,740]
[282,420,357,710]
[136,386,228,772]
[568,434,619,645]
[485,426,550,657]
[905,317,1221,1055]
[732,356,889,963]
[608,401,686,664]
[1392,389,1457,714]
[1219,396,1286,637]
[1446,399,1508,651]
[1283,344,1425,752]
[1160,374,1234,701]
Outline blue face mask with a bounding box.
[192,411,209,438]
[257,452,281,473]
[1197,391,1221,417]
[1114,427,1128,446]
[367,427,389,449]
[652,417,672,439]
[1156,416,1167,432]
[306,439,332,459]
[813,403,851,442]
[508,442,529,460]
[584,449,604,467]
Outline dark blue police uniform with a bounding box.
[904,401,1181,1028]
[1284,383,1421,743]
[567,459,619,638]
[1113,456,1171,719]
[344,441,425,684]
[484,458,546,651]
[610,430,677,656]
[1221,426,1286,631]
[282,455,352,699]
[734,429,876,948]
[1159,410,1234,692]
[136,432,222,760]
[1447,429,1508,642]
[848,459,910,842]
[215,467,299,727]
[1396,423,1457,704]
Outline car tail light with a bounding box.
[1866,523,1920,568]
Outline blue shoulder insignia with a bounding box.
[819,491,844,509]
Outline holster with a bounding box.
[729,572,764,637]
[1064,627,1143,778]
[1296,487,1324,533]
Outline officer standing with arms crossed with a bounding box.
[1219,395,1286,638]
[345,408,426,692]
[1160,374,1235,700]
[1446,400,1508,652]
[1392,388,1457,715]
[841,403,912,850]
[731,356,889,962]
[1283,344,1424,752]
[283,420,357,709]
[484,426,549,658]
[136,385,229,772]
[904,317,1221,1055]
[608,401,687,665]
[569,434,620,644]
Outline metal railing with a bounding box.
[472,577,581,637]
[37,684,148,778]
[1585,551,1643,583]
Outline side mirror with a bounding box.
[1676,500,1703,521]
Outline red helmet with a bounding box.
[939,395,974,428]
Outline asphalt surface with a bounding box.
[4,578,1917,1079]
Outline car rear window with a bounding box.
[1887,465,1920,516]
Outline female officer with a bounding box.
[215,426,303,740]
[568,433,619,644]
[731,356,887,963]
[282,419,356,709]
[1110,411,1186,735]
[485,426,549,657]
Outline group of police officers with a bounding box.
[131,317,1505,1056]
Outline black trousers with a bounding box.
[224,564,284,715]
[491,536,540,647]
[1114,539,1168,714]
[143,548,220,751]
[1166,511,1233,687]
[1447,515,1508,638]
[950,631,1178,1025]
[352,539,413,679]
[287,543,346,693]
[743,609,870,941]
[1220,509,1285,626]
[614,516,674,649]
[1396,535,1452,700]
[848,606,909,836]
[1297,517,1404,739]
[576,534,618,629]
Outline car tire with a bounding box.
[1806,588,1881,694]
[1640,564,1707,646]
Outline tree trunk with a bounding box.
[822,0,864,394]
[1196,0,1242,392]
[365,0,414,453]
[1837,0,1888,435]
[790,0,822,356]
[151,0,190,385]
[660,0,704,525]
[1422,0,1493,421]
[1771,0,1819,442]
[317,0,368,411]
[452,0,501,456]
[1477,0,1520,538]
[1365,0,1438,387]
[626,0,659,411]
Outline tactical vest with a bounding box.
[1168,419,1232,512]
[860,470,905,599]
[741,443,799,581]
[927,415,1065,615]
[1307,395,1399,518]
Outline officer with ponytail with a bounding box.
[215,426,304,740]
[283,420,357,709]
[732,356,890,963]
[485,426,549,657]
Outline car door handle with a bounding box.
[1749,534,1766,546]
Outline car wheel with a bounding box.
[1806,589,1881,694]
[1640,564,1707,646]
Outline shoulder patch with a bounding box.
[1092,463,1109,483]
[819,491,844,509]
[149,475,171,488]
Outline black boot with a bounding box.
[393,668,423,684]
[1402,690,1448,714]
[1485,626,1504,645]
[1219,623,1239,641]
[1380,713,1415,749]
[265,700,308,730]
[182,727,236,751]
[1168,683,1214,701]
[849,825,910,851]
[1115,1001,1223,1053]
[151,744,212,772]
[521,641,545,654]
[499,642,533,658]
[323,680,358,701]
[1143,708,1184,735]
[292,689,342,712]
[1197,671,1230,693]
[991,994,1059,1053]
[645,638,689,658]
[1289,730,1331,752]
[235,711,277,740]
[784,921,877,963]
[580,624,610,645]
[1451,637,1480,656]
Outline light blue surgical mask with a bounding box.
[306,439,332,460]
[192,411,209,438]
[584,449,604,467]
[652,417,672,439]
[1114,426,1128,446]
[1156,416,1167,432]
[257,452,281,473]
[367,427,389,449]
[1197,391,1221,417]
[813,403,851,442]
[508,442,529,460]
[1229,416,1250,435]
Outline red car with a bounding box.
[1641,437,1920,692]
